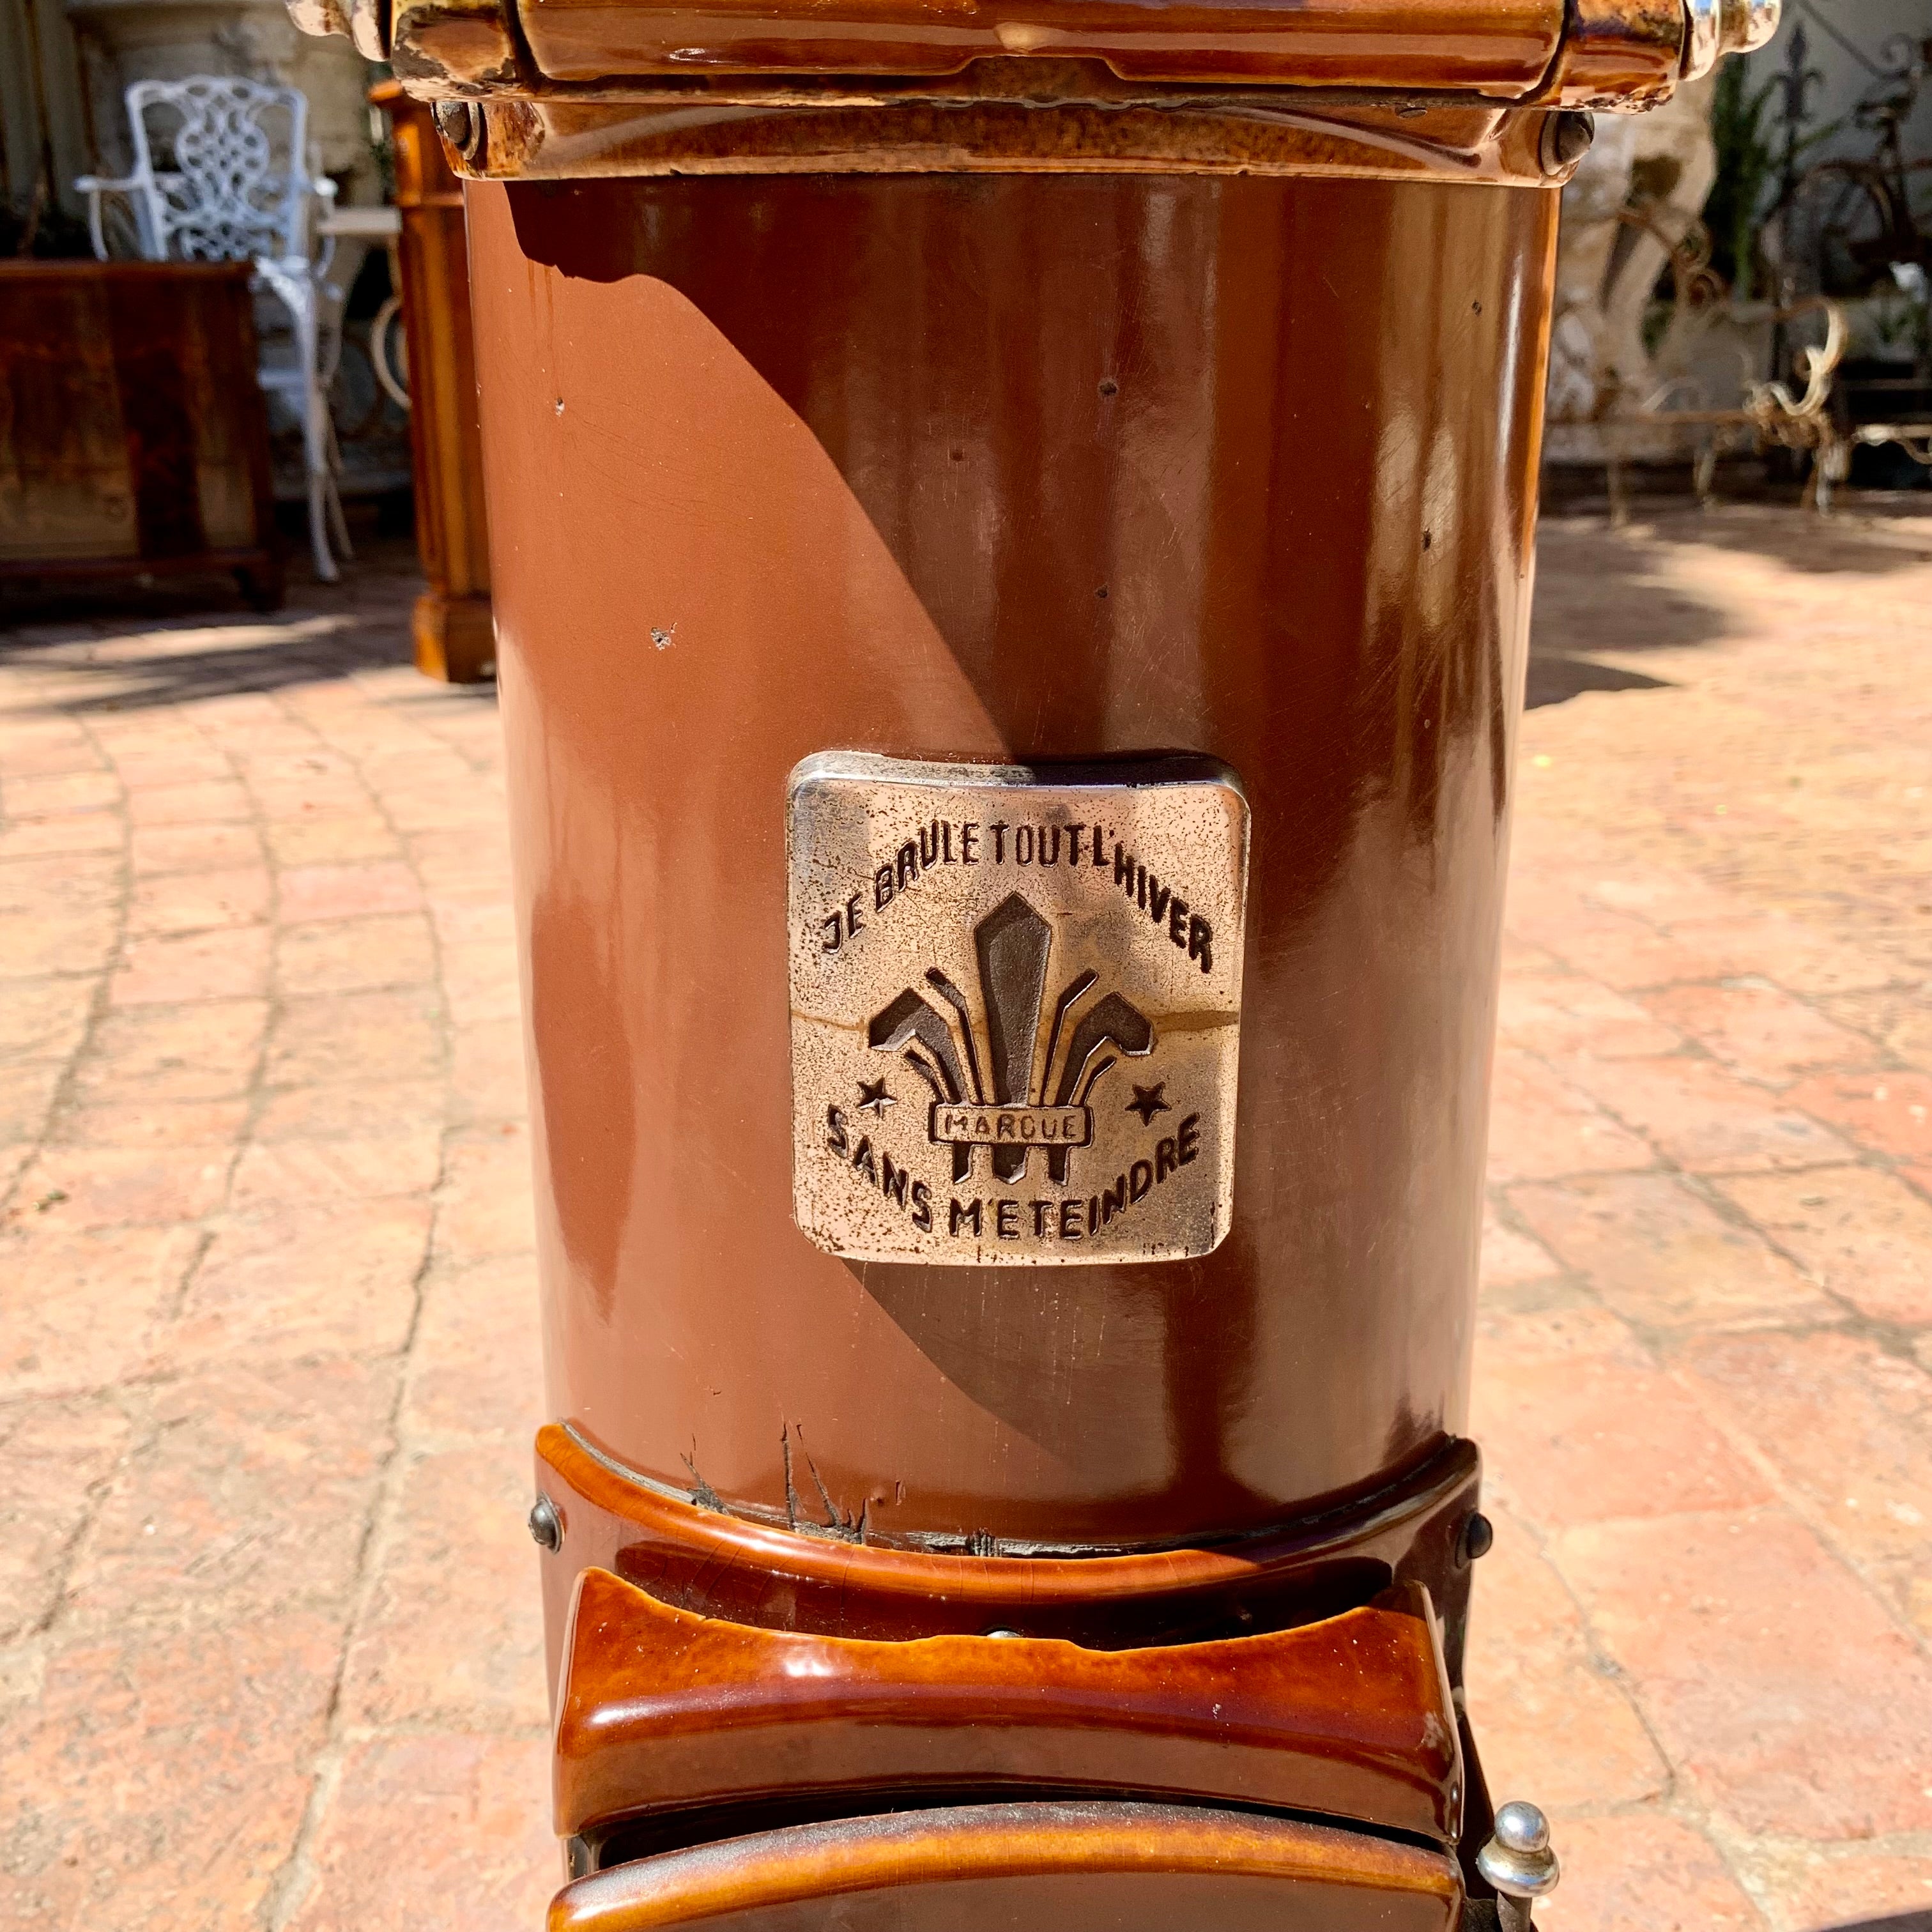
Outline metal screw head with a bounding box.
[1539,110,1596,177]
[433,98,481,160]
[1478,1802,1561,1901]
[1459,1511,1496,1566]
[528,1494,562,1551]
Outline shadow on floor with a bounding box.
[1817,1915,1932,1932]
[0,539,497,716]
[0,614,423,716]
[1525,651,1675,710]
[1524,496,1931,709]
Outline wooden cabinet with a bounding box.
[372,80,494,682]
[0,261,282,608]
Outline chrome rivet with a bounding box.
[1478,1802,1560,1932]
[528,1494,562,1551]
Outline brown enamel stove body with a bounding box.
[481,167,1556,1541]
[279,0,1774,1920]
[487,162,1525,1926]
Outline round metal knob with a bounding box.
[1459,1511,1495,1566]
[433,98,485,164]
[528,1493,563,1551]
[1539,111,1596,177]
[1478,1802,1561,1902]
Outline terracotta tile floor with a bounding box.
[1,503,1929,1931]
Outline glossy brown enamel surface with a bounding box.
[533,1425,1479,1682]
[551,1800,1462,1931]
[469,171,1556,1549]
[555,1568,1460,1843]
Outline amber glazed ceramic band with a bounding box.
[291,0,1775,183]
[298,0,1770,114]
[553,1570,1461,1848]
[549,1802,1464,1932]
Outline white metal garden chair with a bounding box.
[77,76,352,581]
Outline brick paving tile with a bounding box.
[1568,1052,1858,1173]
[2,910,119,977]
[0,811,123,857]
[0,1059,66,1142]
[0,1617,344,1932]
[50,1096,254,1148]
[1483,1046,1657,1183]
[0,1223,202,1399]
[1754,1847,1932,1932]
[264,815,405,867]
[1675,1329,1932,1637]
[129,820,264,875]
[341,1446,548,1730]
[264,986,445,1088]
[1533,1812,1767,1932]
[1821,984,1932,1064]
[1478,1199,1564,1292]
[1782,1066,1932,1165]
[1499,970,1685,1059]
[169,1197,435,1364]
[122,778,254,827]
[1713,1164,1932,1328]
[228,1131,443,1208]
[1460,1502,1667,1812]
[1473,1323,1774,1525]
[1638,981,1878,1087]
[0,1395,134,1642]
[279,859,425,924]
[11,1142,234,1230]
[275,912,440,997]
[2,510,1928,1929]
[0,977,95,1060]
[125,866,272,937]
[253,1078,448,1140]
[1504,1171,1836,1331]
[406,1255,546,1444]
[69,999,268,1104]
[0,853,120,917]
[1556,1507,1932,1841]
[110,924,273,1007]
[433,1123,539,1262]
[62,1358,399,1635]
[279,1734,555,1932]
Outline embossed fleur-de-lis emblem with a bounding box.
[868,892,1153,1186]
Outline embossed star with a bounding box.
[1126,1082,1170,1126]
[857,1077,896,1117]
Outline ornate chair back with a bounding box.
[96,77,318,266]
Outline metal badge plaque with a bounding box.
[788,753,1248,1266]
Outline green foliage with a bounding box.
[1703,58,1841,300]
[1705,61,1782,298]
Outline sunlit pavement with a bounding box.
[1,504,1929,1930]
